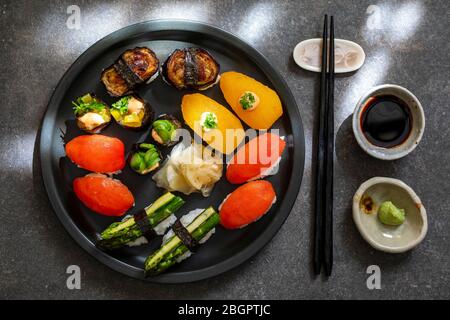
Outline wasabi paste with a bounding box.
[378,201,406,226]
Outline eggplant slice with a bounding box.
[101,47,159,97]
[119,47,159,84]
[101,66,131,97]
[162,48,220,90]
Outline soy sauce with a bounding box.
[360,95,412,148]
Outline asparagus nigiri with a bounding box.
[144,207,219,276]
[97,192,185,250]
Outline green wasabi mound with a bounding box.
[377,201,406,226]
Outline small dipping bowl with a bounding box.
[353,177,427,253]
[352,84,425,160]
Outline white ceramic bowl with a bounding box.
[352,84,425,160]
[352,177,427,253]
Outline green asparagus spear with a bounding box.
[144,207,219,276]
[97,193,185,250]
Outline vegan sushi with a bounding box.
[220,71,283,129]
[181,93,245,154]
[73,173,134,216]
[219,180,276,229]
[144,207,220,276]
[129,143,162,175]
[72,93,112,133]
[65,134,125,173]
[101,47,159,97]
[110,95,153,130]
[226,132,286,184]
[151,114,182,147]
[97,192,185,250]
[161,47,220,90]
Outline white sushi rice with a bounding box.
[123,213,177,247]
[153,214,177,235]
[162,208,216,263]
[247,157,282,182]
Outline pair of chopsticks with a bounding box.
[313,15,334,277]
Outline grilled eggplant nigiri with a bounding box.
[110,95,153,130]
[115,47,160,86]
[101,47,159,97]
[72,93,112,133]
[162,48,220,90]
[101,66,132,97]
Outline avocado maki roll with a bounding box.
[72,93,112,133]
[129,143,162,175]
[151,114,182,147]
[110,95,153,130]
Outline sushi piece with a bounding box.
[65,134,125,173]
[181,93,245,154]
[151,114,182,147]
[97,192,185,250]
[226,132,286,184]
[73,173,134,216]
[219,180,276,229]
[161,48,220,90]
[129,143,162,175]
[144,207,219,276]
[110,95,153,130]
[220,71,283,129]
[72,93,112,133]
[101,66,132,97]
[101,47,159,97]
[115,47,159,85]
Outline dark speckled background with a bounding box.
[0,0,449,299]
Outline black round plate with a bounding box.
[40,20,305,283]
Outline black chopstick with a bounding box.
[313,15,328,275]
[323,16,334,277]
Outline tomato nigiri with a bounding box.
[219,180,276,229]
[226,132,285,184]
[73,174,134,216]
[65,135,125,173]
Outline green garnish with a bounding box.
[72,94,106,116]
[239,92,256,110]
[153,120,176,143]
[111,96,131,115]
[203,112,218,129]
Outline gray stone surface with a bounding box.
[0,0,449,299]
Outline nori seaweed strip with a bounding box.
[172,219,199,252]
[114,59,142,87]
[184,48,198,87]
[134,210,157,241]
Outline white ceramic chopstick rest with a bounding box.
[293,38,365,73]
